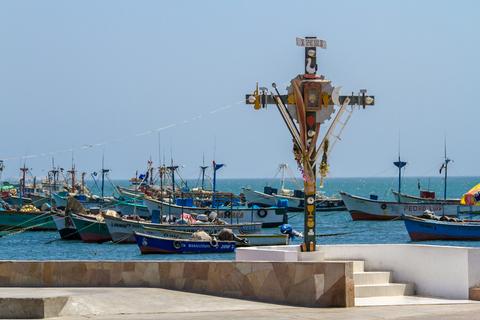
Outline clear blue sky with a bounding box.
[1,0,479,179]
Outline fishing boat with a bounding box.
[392,190,461,204]
[114,199,150,217]
[403,214,480,241]
[103,214,262,244]
[53,162,116,209]
[343,148,480,220]
[392,142,462,205]
[242,164,345,212]
[339,191,476,220]
[53,192,115,209]
[51,213,81,240]
[143,196,286,227]
[0,209,56,231]
[134,232,236,254]
[139,226,289,247]
[70,213,112,243]
[242,187,344,212]
[143,159,287,227]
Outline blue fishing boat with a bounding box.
[134,232,236,254]
[403,214,480,241]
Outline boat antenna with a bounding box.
[393,137,407,202]
[157,132,161,167]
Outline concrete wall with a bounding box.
[0,260,354,307]
[236,244,480,300]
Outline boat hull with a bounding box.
[53,193,114,209]
[0,211,56,231]
[392,191,461,204]
[3,196,33,207]
[404,215,480,241]
[242,188,345,212]
[134,232,236,254]
[340,192,476,221]
[70,214,111,243]
[115,202,150,218]
[52,214,81,240]
[103,215,262,244]
[143,197,287,227]
[142,227,289,247]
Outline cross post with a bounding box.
[245,37,375,252]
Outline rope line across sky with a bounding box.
[0,100,243,162]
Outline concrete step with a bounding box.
[0,295,69,318]
[328,260,364,272]
[355,283,415,298]
[354,271,391,285]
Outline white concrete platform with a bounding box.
[356,295,479,307]
[236,244,480,300]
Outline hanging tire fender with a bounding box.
[257,209,268,218]
[173,240,182,250]
[210,238,219,248]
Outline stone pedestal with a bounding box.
[298,250,325,261]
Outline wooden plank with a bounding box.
[245,94,375,106]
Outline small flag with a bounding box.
[213,161,224,171]
[439,163,445,174]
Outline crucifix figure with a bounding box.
[245,36,375,252]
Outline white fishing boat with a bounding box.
[242,187,301,209]
[392,190,461,204]
[242,164,344,212]
[340,191,478,221]
[143,197,287,228]
[140,227,289,247]
[103,214,263,244]
[242,187,344,212]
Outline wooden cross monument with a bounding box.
[245,36,375,252]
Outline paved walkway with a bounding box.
[1,287,480,319]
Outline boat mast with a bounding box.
[280,163,287,191]
[148,159,154,186]
[393,155,407,202]
[212,161,217,208]
[101,154,109,199]
[67,166,76,193]
[440,139,451,201]
[81,172,86,194]
[0,160,4,183]
[212,161,224,208]
[50,158,58,192]
[167,162,178,201]
[19,163,28,206]
[200,154,208,191]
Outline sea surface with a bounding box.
[2,176,480,261]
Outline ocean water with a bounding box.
[2,176,480,261]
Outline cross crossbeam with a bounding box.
[245,94,375,108]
